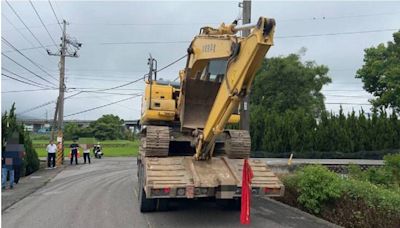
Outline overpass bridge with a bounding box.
[18,119,140,133]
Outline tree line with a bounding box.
[64,114,134,140]
[250,108,400,159]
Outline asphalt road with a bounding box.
[2,158,336,228]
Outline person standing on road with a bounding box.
[70,140,79,165]
[2,153,14,190]
[46,140,57,168]
[83,144,91,164]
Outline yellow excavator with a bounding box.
[138,16,283,212]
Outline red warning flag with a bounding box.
[240,159,254,225]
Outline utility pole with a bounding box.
[239,0,251,131]
[48,20,82,166]
[50,98,59,141]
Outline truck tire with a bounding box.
[139,187,157,212]
[138,162,156,212]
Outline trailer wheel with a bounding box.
[138,163,156,212]
[139,187,157,212]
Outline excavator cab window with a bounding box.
[200,59,227,83]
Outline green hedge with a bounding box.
[250,109,400,159]
[280,156,400,227]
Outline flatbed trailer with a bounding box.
[137,154,284,211]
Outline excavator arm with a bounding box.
[194,17,276,160]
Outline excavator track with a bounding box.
[224,130,251,159]
[142,126,170,157]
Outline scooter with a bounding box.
[93,144,103,159]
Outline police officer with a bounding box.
[70,140,79,165]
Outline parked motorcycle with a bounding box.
[93,144,103,159]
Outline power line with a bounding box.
[70,22,218,26]
[276,28,398,39]
[67,76,135,83]
[78,91,141,96]
[156,54,187,73]
[279,11,400,23]
[48,0,63,32]
[2,37,59,82]
[68,87,143,91]
[100,41,190,45]
[11,54,183,115]
[18,92,83,115]
[2,67,51,88]
[69,54,187,92]
[64,95,141,118]
[2,88,58,93]
[2,73,47,88]
[5,0,49,51]
[29,0,58,47]
[1,13,55,65]
[3,44,55,53]
[2,52,57,86]
[99,28,398,45]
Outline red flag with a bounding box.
[240,159,254,225]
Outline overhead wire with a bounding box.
[2,67,52,88]
[14,54,184,116]
[156,54,187,73]
[48,0,63,32]
[99,28,398,45]
[1,13,56,65]
[2,37,59,83]
[3,44,55,53]
[279,11,400,22]
[18,91,83,115]
[64,94,141,118]
[2,88,58,93]
[100,41,190,45]
[276,28,398,39]
[5,0,49,51]
[29,0,58,47]
[2,73,48,88]
[2,52,57,86]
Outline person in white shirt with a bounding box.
[46,140,57,168]
[82,144,91,164]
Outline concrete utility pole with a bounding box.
[48,20,81,166]
[239,0,251,130]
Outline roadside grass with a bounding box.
[34,138,139,157]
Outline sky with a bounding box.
[1,1,400,121]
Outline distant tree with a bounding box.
[90,114,124,140]
[356,31,400,113]
[64,122,81,140]
[251,53,331,116]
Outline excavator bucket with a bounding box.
[181,78,221,130]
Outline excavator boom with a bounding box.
[191,17,276,160]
